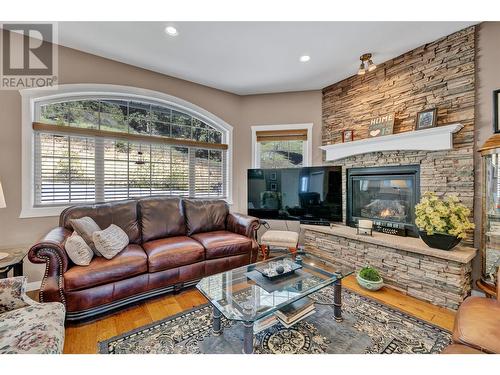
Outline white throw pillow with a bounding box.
[92,224,129,260]
[65,232,94,266]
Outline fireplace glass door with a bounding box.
[350,175,416,225]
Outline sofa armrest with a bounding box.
[28,227,71,305]
[226,212,260,239]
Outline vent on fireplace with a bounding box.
[347,165,420,237]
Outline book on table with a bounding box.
[275,297,315,325]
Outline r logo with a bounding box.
[2,23,53,75]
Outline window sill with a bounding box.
[19,206,67,219]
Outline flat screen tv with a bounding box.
[247,166,342,224]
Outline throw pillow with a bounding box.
[70,216,102,256]
[0,276,29,313]
[92,224,129,260]
[65,232,94,266]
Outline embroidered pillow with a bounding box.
[65,232,94,266]
[92,224,129,260]
[70,216,102,257]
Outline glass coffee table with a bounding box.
[196,251,353,354]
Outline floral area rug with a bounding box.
[99,287,451,354]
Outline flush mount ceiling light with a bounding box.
[299,55,311,63]
[164,26,178,36]
[357,53,377,75]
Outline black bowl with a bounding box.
[418,230,461,251]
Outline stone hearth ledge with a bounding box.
[301,224,476,263]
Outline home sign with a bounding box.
[368,113,395,138]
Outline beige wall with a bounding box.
[473,22,500,280]
[0,32,322,282]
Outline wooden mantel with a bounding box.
[320,123,463,161]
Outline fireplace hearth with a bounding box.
[347,165,420,237]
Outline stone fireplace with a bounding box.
[300,26,478,310]
[347,165,420,237]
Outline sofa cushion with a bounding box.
[60,200,141,244]
[183,199,228,235]
[139,197,186,242]
[64,244,147,291]
[191,230,252,260]
[142,236,205,272]
[452,296,500,354]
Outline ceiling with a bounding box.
[58,22,477,95]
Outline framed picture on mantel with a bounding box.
[494,89,500,133]
[342,129,354,142]
[416,108,437,130]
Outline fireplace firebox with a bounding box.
[347,165,420,237]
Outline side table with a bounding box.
[0,248,29,278]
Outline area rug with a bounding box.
[99,287,451,354]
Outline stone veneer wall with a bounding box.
[322,26,476,245]
[304,229,473,310]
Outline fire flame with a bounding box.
[380,208,392,218]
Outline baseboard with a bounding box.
[26,280,41,292]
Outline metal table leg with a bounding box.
[333,278,343,322]
[243,321,254,354]
[13,260,23,277]
[212,305,223,336]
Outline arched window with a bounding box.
[22,85,232,216]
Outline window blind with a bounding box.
[255,129,308,142]
[33,97,229,206]
[34,132,226,205]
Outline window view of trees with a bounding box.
[35,98,227,205]
[39,99,223,143]
[259,140,304,168]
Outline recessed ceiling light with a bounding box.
[165,26,178,36]
[299,55,310,63]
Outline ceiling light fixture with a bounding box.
[299,55,311,63]
[165,26,178,36]
[357,53,376,75]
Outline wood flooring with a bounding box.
[62,274,456,354]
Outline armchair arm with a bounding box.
[226,212,260,239]
[28,227,71,305]
[0,276,31,313]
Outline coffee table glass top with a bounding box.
[0,248,28,269]
[196,252,353,322]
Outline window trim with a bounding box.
[20,84,233,218]
[251,123,313,169]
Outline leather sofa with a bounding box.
[29,197,259,321]
[442,268,500,354]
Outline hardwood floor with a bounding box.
[62,274,455,354]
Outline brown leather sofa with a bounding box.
[442,268,500,354]
[29,197,259,321]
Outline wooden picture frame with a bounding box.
[494,89,500,133]
[342,129,354,142]
[416,108,437,130]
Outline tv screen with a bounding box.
[247,166,342,224]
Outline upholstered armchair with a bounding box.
[442,268,500,354]
[0,276,65,354]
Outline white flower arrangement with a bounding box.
[415,192,474,239]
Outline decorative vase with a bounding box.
[418,230,461,251]
[356,273,384,291]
